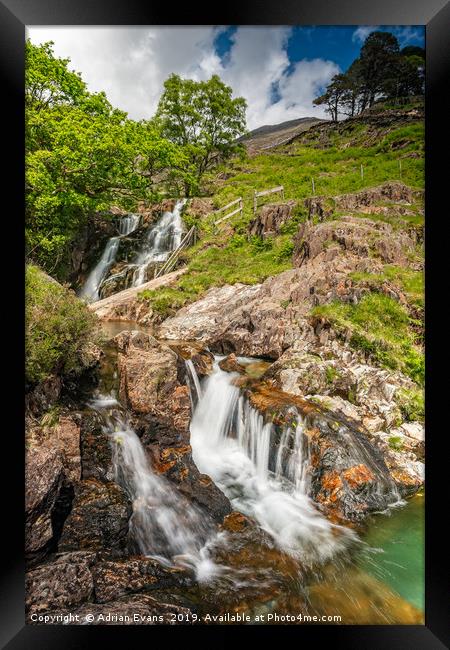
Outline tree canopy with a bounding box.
[156,74,247,194]
[26,42,247,278]
[314,32,424,122]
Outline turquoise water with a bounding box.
[359,494,425,611]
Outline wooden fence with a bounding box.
[253,185,284,212]
[154,226,197,279]
[212,197,243,226]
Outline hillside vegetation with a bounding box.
[139,104,424,311]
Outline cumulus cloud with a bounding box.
[27,26,338,129]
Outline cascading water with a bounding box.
[88,393,223,581]
[189,358,357,562]
[119,213,141,236]
[132,199,186,287]
[79,213,141,302]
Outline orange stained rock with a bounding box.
[342,464,375,488]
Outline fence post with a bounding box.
[311,177,315,195]
[360,164,364,180]
[253,190,257,214]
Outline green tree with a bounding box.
[156,74,247,194]
[313,73,349,122]
[25,41,188,279]
[357,31,401,108]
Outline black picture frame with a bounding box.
[2,1,449,647]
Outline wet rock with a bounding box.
[35,595,195,625]
[80,411,115,482]
[91,557,193,603]
[248,201,297,238]
[306,411,399,521]
[25,445,64,563]
[58,478,132,553]
[218,353,246,374]
[147,444,232,523]
[247,384,400,522]
[26,552,95,616]
[169,343,214,378]
[115,331,191,443]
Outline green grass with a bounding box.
[396,387,425,422]
[203,120,423,233]
[26,264,99,384]
[140,110,424,335]
[350,265,424,309]
[388,435,404,451]
[139,233,294,319]
[311,293,424,386]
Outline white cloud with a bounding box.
[27,26,338,129]
[352,26,379,44]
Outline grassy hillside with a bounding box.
[139,104,424,319]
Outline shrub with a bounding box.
[396,387,425,422]
[26,265,99,384]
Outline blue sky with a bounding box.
[28,25,425,129]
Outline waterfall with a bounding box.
[79,213,141,302]
[79,237,120,302]
[132,199,186,287]
[88,395,222,581]
[119,213,141,236]
[189,359,357,562]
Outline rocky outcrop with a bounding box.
[115,331,191,443]
[248,201,297,238]
[25,445,64,563]
[91,557,193,603]
[293,216,416,267]
[25,414,83,564]
[58,478,132,553]
[26,552,96,616]
[304,181,423,221]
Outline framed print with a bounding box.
[1,0,449,647]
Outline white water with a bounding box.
[79,213,141,302]
[189,359,357,562]
[132,199,186,286]
[89,395,223,581]
[119,213,141,236]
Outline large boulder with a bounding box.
[26,552,96,616]
[246,386,402,522]
[114,331,191,444]
[58,478,132,553]
[91,557,193,603]
[144,443,232,523]
[25,414,82,564]
[25,445,64,563]
[248,201,297,238]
